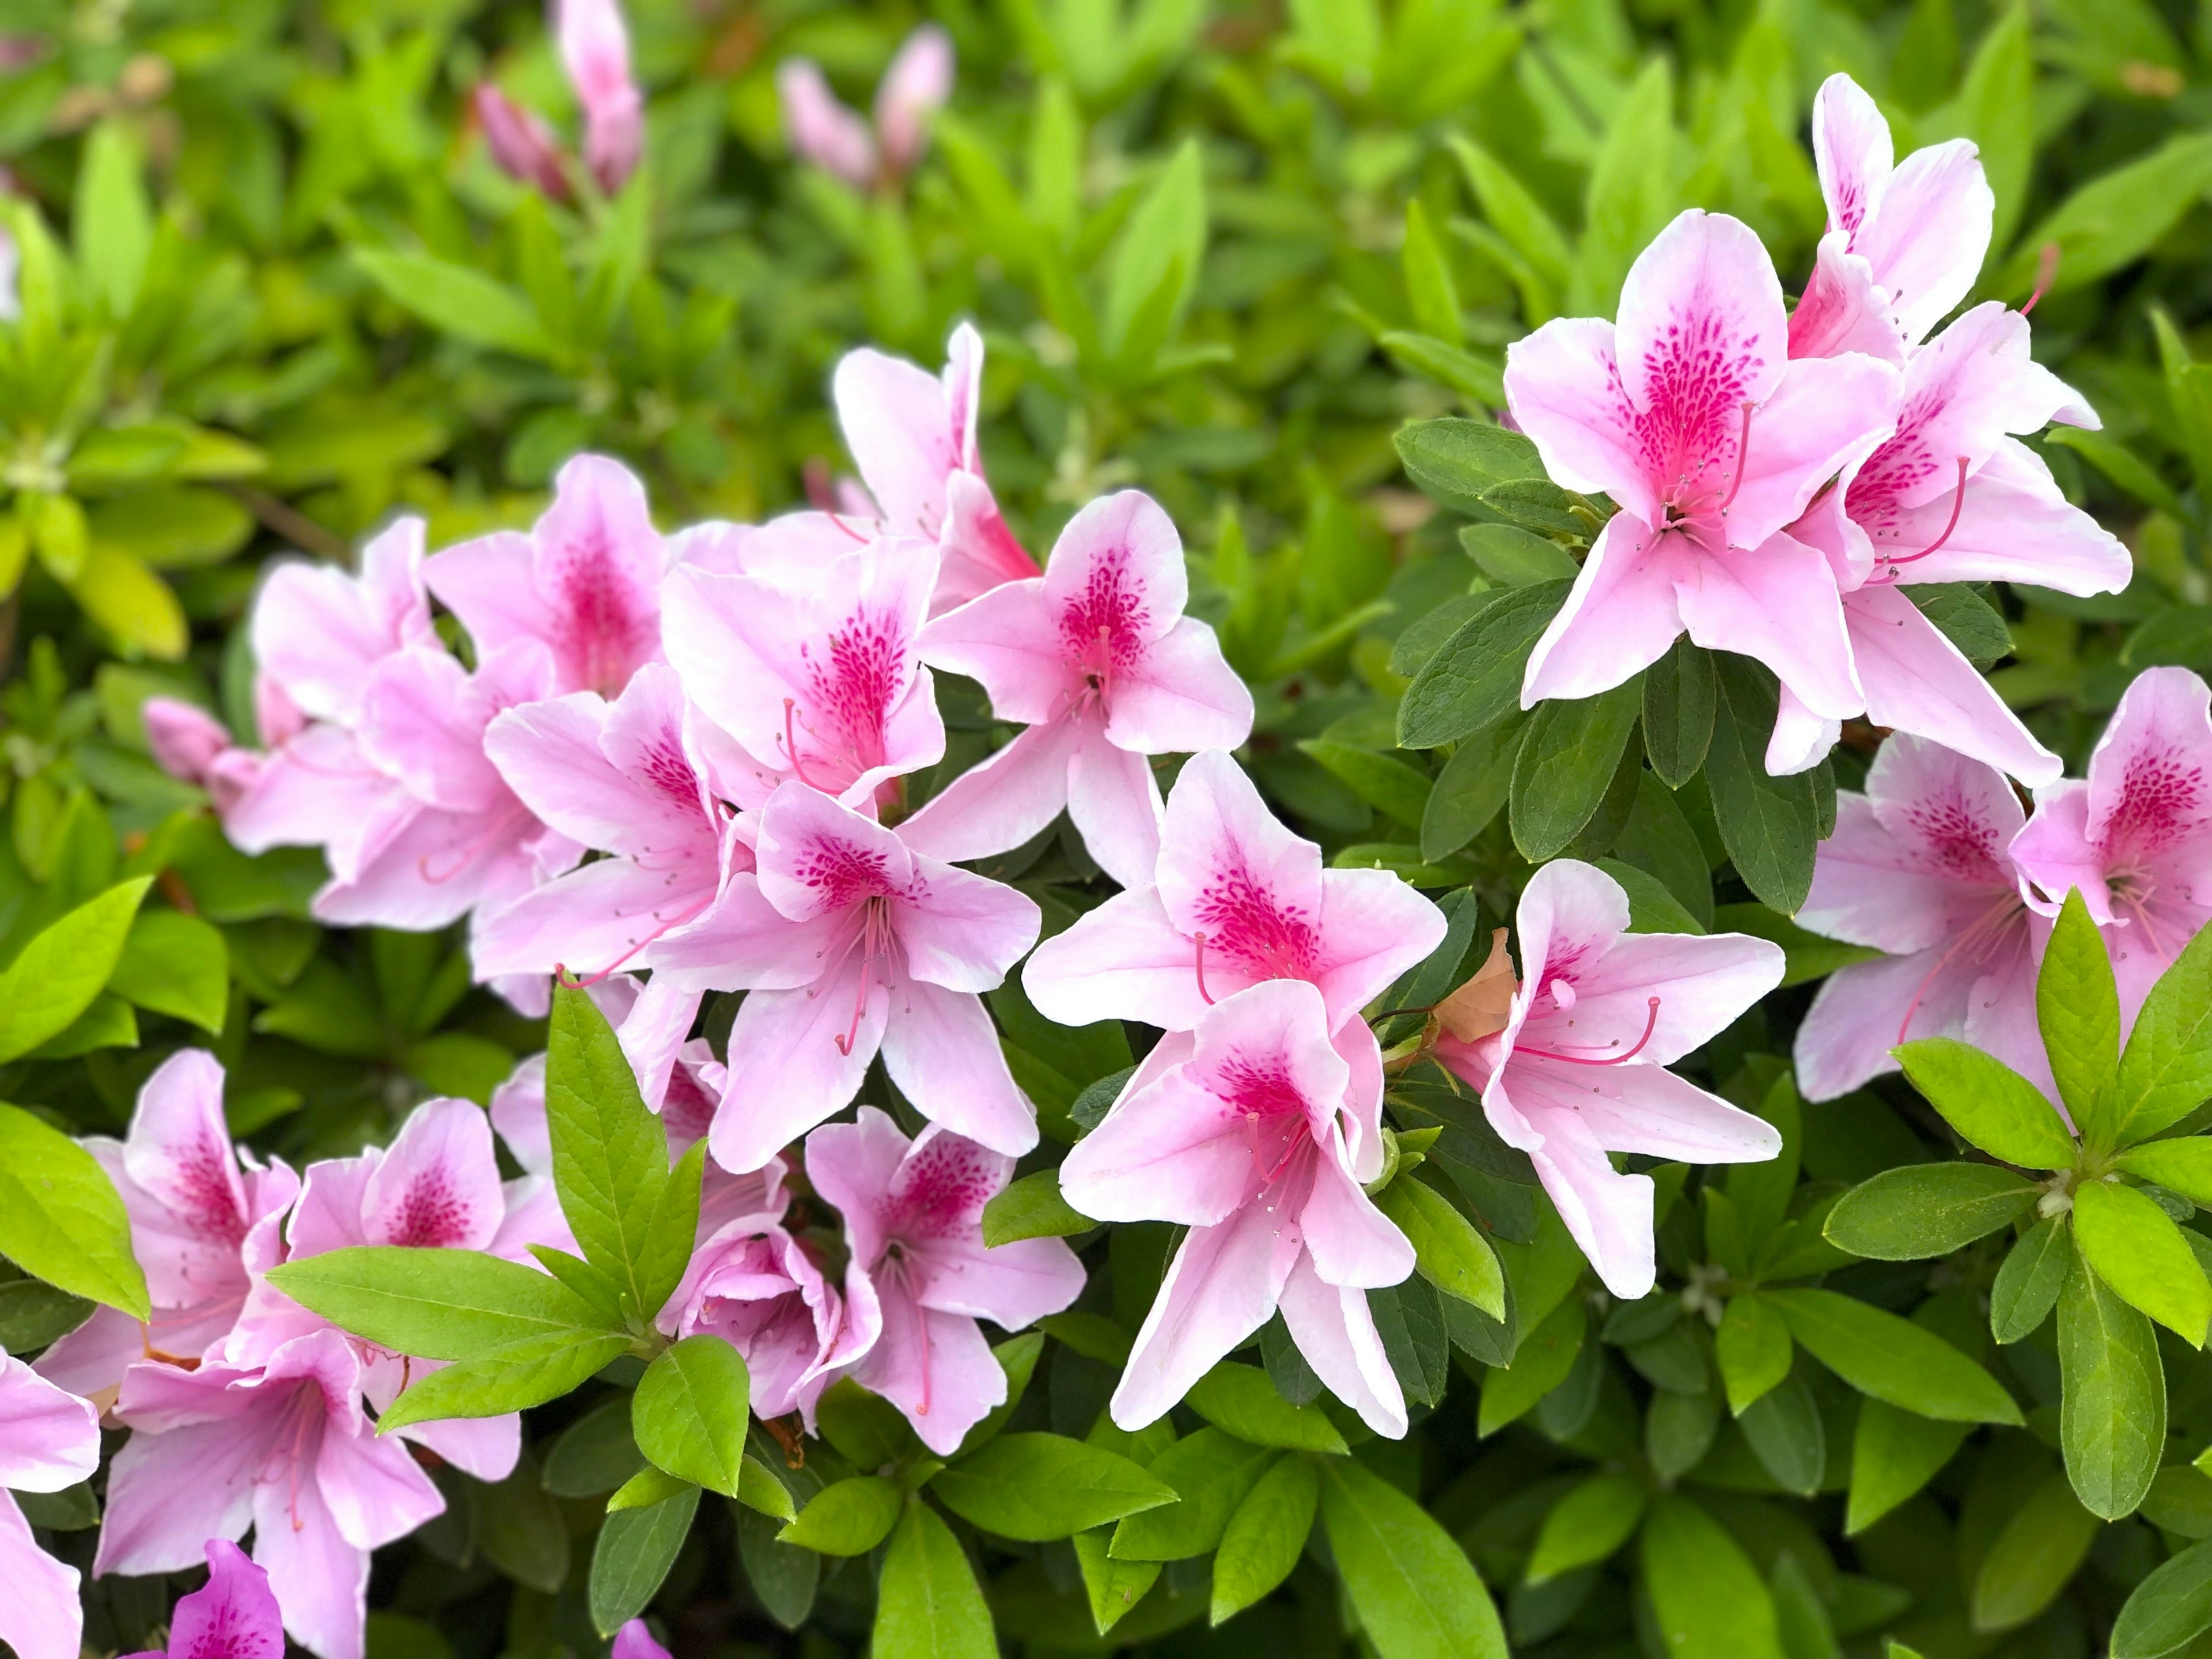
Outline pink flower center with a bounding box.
[170,1135,248,1245]
[1058,551,1148,690]
[791,608,908,781]
[382,1170,474,1248]
[1217,1055,1315,1185]
[551,532,655,696]
[1190,866,1321,984]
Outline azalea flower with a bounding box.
[0,1351,100,1659]
[1793,734,2048,1101]
[1770,303,2128,778]
[778,26,956,190]
[832,322,1038,613]
[659,536,946,808]
[906,489,1253,886]
[1790,73,1994,361]
[1503,208,1901,734]
[425,454,671,700]
[1430,859,1785,1299]
[2012,666,2212,1014]
[99,1329,447,1659]
[38,1050,298,1399]
[558,0,644,196]
[1024,749,1444,1179]
[474,85,569,200]
[806,1108,1085,1454]
[474,663,762,984]
[120,1539,285,1659]
[662,1202,853,1427]
[1060,979,1416,1436]
[652,781,1042,1169]
[142,692,289,815]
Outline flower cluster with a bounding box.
[1506,74,2128,784]
[1794,666,2212,1104]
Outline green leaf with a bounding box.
[547,982,673,1317]
[2073,1177,2211,1344]
[952,1333,1046,1459]
[1999,131,2212,299]
[1299,740,1433,830]
[930,1432,1175,1541]
[353,248,561,362]
[1766,1289,2021,1424]
[1183,1362,1347,1452]
[1479,1298,1585,1435]
[0,878,151,1063]
[2115,1137,2212,1205]
[735,1494,816,1630]
[1525,1471,1647,1585]
[1109,1427,1277,1561]
[1822,1164,2040,1260]
[1393,419,1548,516]
[378,1331,631,1430]
[2057,1253,2165,1520]
[635,1141,704,1322]
[632,1335,752,1498]
[0,1101,148,1319]
[1738,1370,1825,1497]
[1402,199,1463,346]
[1845,1399,1969,1537]
[75,121,153,317]
[1894,1038,2077,1168]
[1509,681,1641,860]
[2111,1537,2212,1659]
[1969,1471,2100,1634]
[1320,1456,1507,1659]
[1715,1293,1793,1415]
[815,1377,923,1467]
[2039,889,2122,1143]
[0,1276,93,1351]
[1460,524,1577,587]
[874,1501,997,1659]
[606,1465,694,1512]
[1569,57,1677,317]
[2114,920,2212,1144]
[266,1247,608,1359]
[105,908,227,1033]
[474,1449,571,1594]
[1210,1453,1319,1624]
[1374,1174,1506,1317]
[589,1483,699,1635]
[543,1399,645,1497]
[780,1476,904,1556]
[1991,1215,2074,1344]
[979,1167,1093,1245]
[1381,333,1504,406]
[1911,585,2010,671]
[1397,581,1573,748]
[1639,1494,1785,1659]
[1419,719,1522,859]
[1103,139,1205,362]
[736,1454,797,1521]
[1706,659,1817,912]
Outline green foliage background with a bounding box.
[8,0,2212,1654]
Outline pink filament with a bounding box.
[1894,894,2020,1046]
[783,698,828,791]
[1719,403,1755,513]
[833,900,889,1056]
[2022,243,2061,317]
[1881,457,1971,571]
[1517,997,1661,1066]
[1194,931,1216,1006]
[567,891,717,987]
[418,806,526,885]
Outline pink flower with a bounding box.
[99,1330,446,1659]
[121,1539,285,1659]
[663,1210,849,1426]
[1503,209,1900,732]
[1062,980,1416,1436]
[249,517,438,729]
[1790,74,1994,361]
[425,454,670,699]
[474,664,760,983]
[1769,302,2126,779]
[806,1108,1084,1454]
[473,84,570,201]
[1432,861,1784,1299]
[2013,668,2212,1014]
[652,781,1043,1171]
[1793,734,2048,1102]
[777,26,955,188]
[0,1352,100,1659]
[557,0,643,195]
[659,537,945,808]
[1024,750,1444,1179]
[38,1050,299,1399]
[833,322,1037,613]
[613,1623,671,1659]
[906,490,1252,886]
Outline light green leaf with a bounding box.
[1715,1293,1793,1416]
[0,1101,149,1319]
[1373,1175,1505,1317]
[1894,1038,2077,1168]
[1108,1427,1277,1561]
[1401,199,1463,346]
[632,1335,751,1497]
[2073,1177,2211,1344]
[1846,1399,1969,1537]
[1183,1362,1347,1452]
[606,1464,692,1512]
[1569,58,1677,317]
[378,1330,630,1430]
[1210,1453,1320,1624]
[0,878,152,1064]
[1071,1526,1162,1635]
[980,1167,1093,1245]
[780,1476,903,1555]
[1639,1494,1785,1659]
[267,1246,608,1359]
[1102,139,1205,362]
[1767,1289,2021,1425]
[736,1454,796,1521]
[546,982,672,1317]
[2114,919,2212,1144]
[1320,1456,1507,1659]
[1969,1472,2100,1634]
[1479,1298,1584,1435]
[353,249,561,362]
[1823,1164,2040,1260]
[75,121,152,317]
[2001,131,2212,299]
[2115,1137,2212,1204]
[2039,889,2122,1143]
[874,1501,997,1659]
[1525,1471,1646,1585]
[933,1432,1175,1541]
[2058,1253,2165,1519]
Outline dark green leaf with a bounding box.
[2112,1537,2212,1658]
[543,1399,645,1497]
[1767,1289,2021,1424]
[588,1483,699,1635]
[1460,524,1577,586]
[1706,659,1817,912]
[1509,681,1641,859]
[1639,1494,1784,1659]
[1990,1215,2073,1344]
[1421,718,1524,859]
[1846,1399,1969,1537]
[1737,1370,1825,1497]
[1395,419,1547,515]
[1822,1164,2040,1260]
[1397,582,1573,748]
[1641,638,1716,789]
[1969,1472,2099,1634]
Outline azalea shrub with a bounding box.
[11,3,2212,1659]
